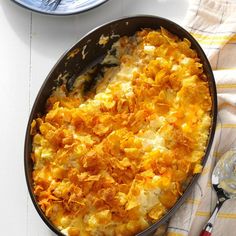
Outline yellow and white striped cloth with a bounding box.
[156,0,236,235]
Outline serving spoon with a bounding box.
[200,149,236,236]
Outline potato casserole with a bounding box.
[30,28,212,236]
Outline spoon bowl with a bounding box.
[200,149,236,236]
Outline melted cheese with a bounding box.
[31,28,212,236]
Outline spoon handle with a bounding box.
[200,230,211,236]
[199,200,225,236]
[200,224,213,236]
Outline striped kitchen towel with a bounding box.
[157,0,236,235]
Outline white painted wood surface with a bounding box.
[0,0,188,235]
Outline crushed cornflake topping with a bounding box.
[31,28,212,236]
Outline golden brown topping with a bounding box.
[31,28,212,236]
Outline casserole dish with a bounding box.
[25,15,217,236]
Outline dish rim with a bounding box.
[11,0,109,16]
[24,14,218,236]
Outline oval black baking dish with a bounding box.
[24,15,217,236]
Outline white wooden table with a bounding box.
[0,0,189,235]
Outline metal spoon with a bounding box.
[200,149,236,236]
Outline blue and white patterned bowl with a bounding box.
[12,0,109,15]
